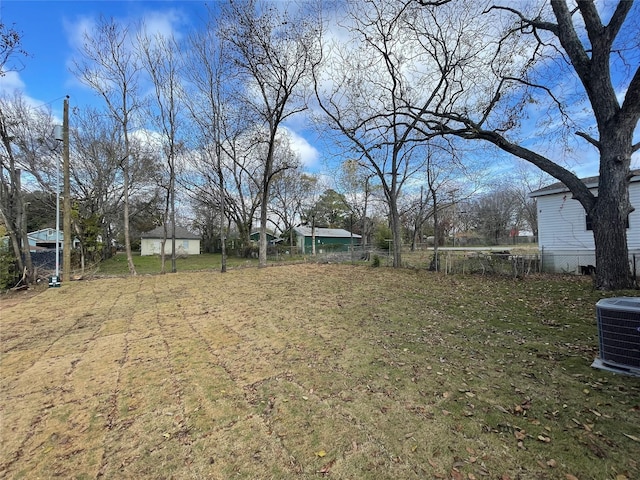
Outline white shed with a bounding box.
[529,171,640,274]
[140,226,201,256]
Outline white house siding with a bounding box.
[535,180,640,274]
[140,238,200,256]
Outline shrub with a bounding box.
[0,244,18,290]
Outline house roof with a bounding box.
[250,230,277,238]
[28,228,64,241]
[294,226,362,239]
[142,225,200,239]
[529,169,640,198]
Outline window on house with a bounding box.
[586,214,630,231]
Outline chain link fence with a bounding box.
[286,244,639,280]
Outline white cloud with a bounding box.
[0,71,26,95]
[140,10,187,42]
[280,126,320,170]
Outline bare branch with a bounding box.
[575,131,600,149]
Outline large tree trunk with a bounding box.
[589,140,635,290]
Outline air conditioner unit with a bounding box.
[592,297,640,377]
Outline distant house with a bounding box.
[529,171,640,274]
[140,226,201,256]
[294,226,361,254]
[25,228,80,252]
[249,230,279,244]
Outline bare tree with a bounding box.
[0,26,35,285]
[0,92,59,284]
[183,17,238,271]
[219,0,320,267]
[70,107,123,266]
[138,28,185,274]
[314,1,440,267]
[72,16,142,275]
[471,189,519,245]
[508,163,552,237]
[409,0,640,289]
[336,159,377,245]
[268,156,310,248]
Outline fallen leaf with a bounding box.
[537,435,551,443]
[450,469,464,480]
[317,459,335,475]
[163,432,171,439]
[623,433,640,442]
[546,459,557,468]
[316,450,326,457]
[428,459,438,469]
[615,475,628,480]
[565,475,579,480]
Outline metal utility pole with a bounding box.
[62,96,71,283]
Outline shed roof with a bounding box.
[142,225,200,239]
[529,169,640,198]
[294,226,361,239]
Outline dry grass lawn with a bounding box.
[1,264,639,479]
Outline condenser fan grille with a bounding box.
[593,297,640,377]
[597,308,640,367]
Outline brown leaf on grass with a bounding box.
[565,475,579,480]
[450,469,464,480]
[317,459,335,475]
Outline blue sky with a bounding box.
[0,0,324,171]
[0,1,209,112]
[0,0,637,181]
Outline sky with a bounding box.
[0,0,324,170]
[0,0,638,183]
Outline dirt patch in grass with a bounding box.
[1,265,639,479]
